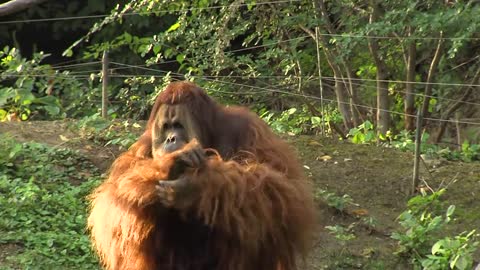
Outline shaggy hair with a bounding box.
[87,81,316,270]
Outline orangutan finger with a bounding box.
[190,147,206,167]
[155,184,175,206]
[156,176,196,208]
[178,153,194,167]
[178,147,206,168]
[158,178,187,189]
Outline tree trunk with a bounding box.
[455,111,462,150]
[375,75,390,135]
[299,23,355,130]
[368,1,390,135]
[344,65,363,127]
[306,0,357,130]
[405,27,417,131]
[433,69,479,143]
[433,88,472,143]
[333,71,355,129]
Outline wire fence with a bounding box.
[1,1,479,43]
[2,0,478,206]
[1,1,479,128]
[101,62,480,126]
[2,63,479,125]
[13,59,479,111]
[0,0,300,25]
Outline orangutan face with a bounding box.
[151,104,200,159]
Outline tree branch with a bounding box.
[367,1,391,134]
[0,0,48,17]
[404,26,417,131]
[420,32,445,119]
[314,0,336,34]
[434,68,480,143]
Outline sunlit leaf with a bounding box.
[166,22,181,33]
[176,54,185,64]
[153,44,162,55]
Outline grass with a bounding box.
[0,135,101,269]
[0,121,479,270]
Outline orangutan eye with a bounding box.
[172,122,182,129]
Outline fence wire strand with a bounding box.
[107,62,480,126]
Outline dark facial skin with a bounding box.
[152,105,206,180]
[160,121,188,153]
[152,105,193,157]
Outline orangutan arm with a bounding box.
[157,157,315,255]
[106,151,177,208]
[106,138,207,208]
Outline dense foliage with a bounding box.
[2,1,479,142]
[0,1,479,268]
[392,189,478,270]
[0,136,100,269]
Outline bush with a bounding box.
[0,135,101,269]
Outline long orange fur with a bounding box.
[87,81,316,270]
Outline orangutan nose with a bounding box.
[166,135,176,144]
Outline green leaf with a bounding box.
[8,143,22,159]
[461,140,470,152]
[364,131,375,142]
[0,88,14,106]
[450,254,464,269]
[311,116,321,125]
[43,105,60,116]
[153,44,161,55]
[352,133,364,144]
[286,108,297,115]
[124,32,132,43]
[364,120,373,130]
[32,96,58,106]
[198,0,209,8]
[165,48,173,58]
[0,109,7,120]
[17,78,35,92]
[47,239,54,247]
[446,205,455,218]
[176,54,185,64]
[348,127,359,136]
[62,48,73,57]
[431,241,443,254]
[166,22,181,33]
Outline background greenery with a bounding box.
[1,0,479,269]
[1,1,479,140]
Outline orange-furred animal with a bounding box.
[87,81,315,270]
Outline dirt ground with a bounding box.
[1,120,479,269]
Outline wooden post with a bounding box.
[102,51,109,119]
[455,111,462,150]
[412,109,423,195]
